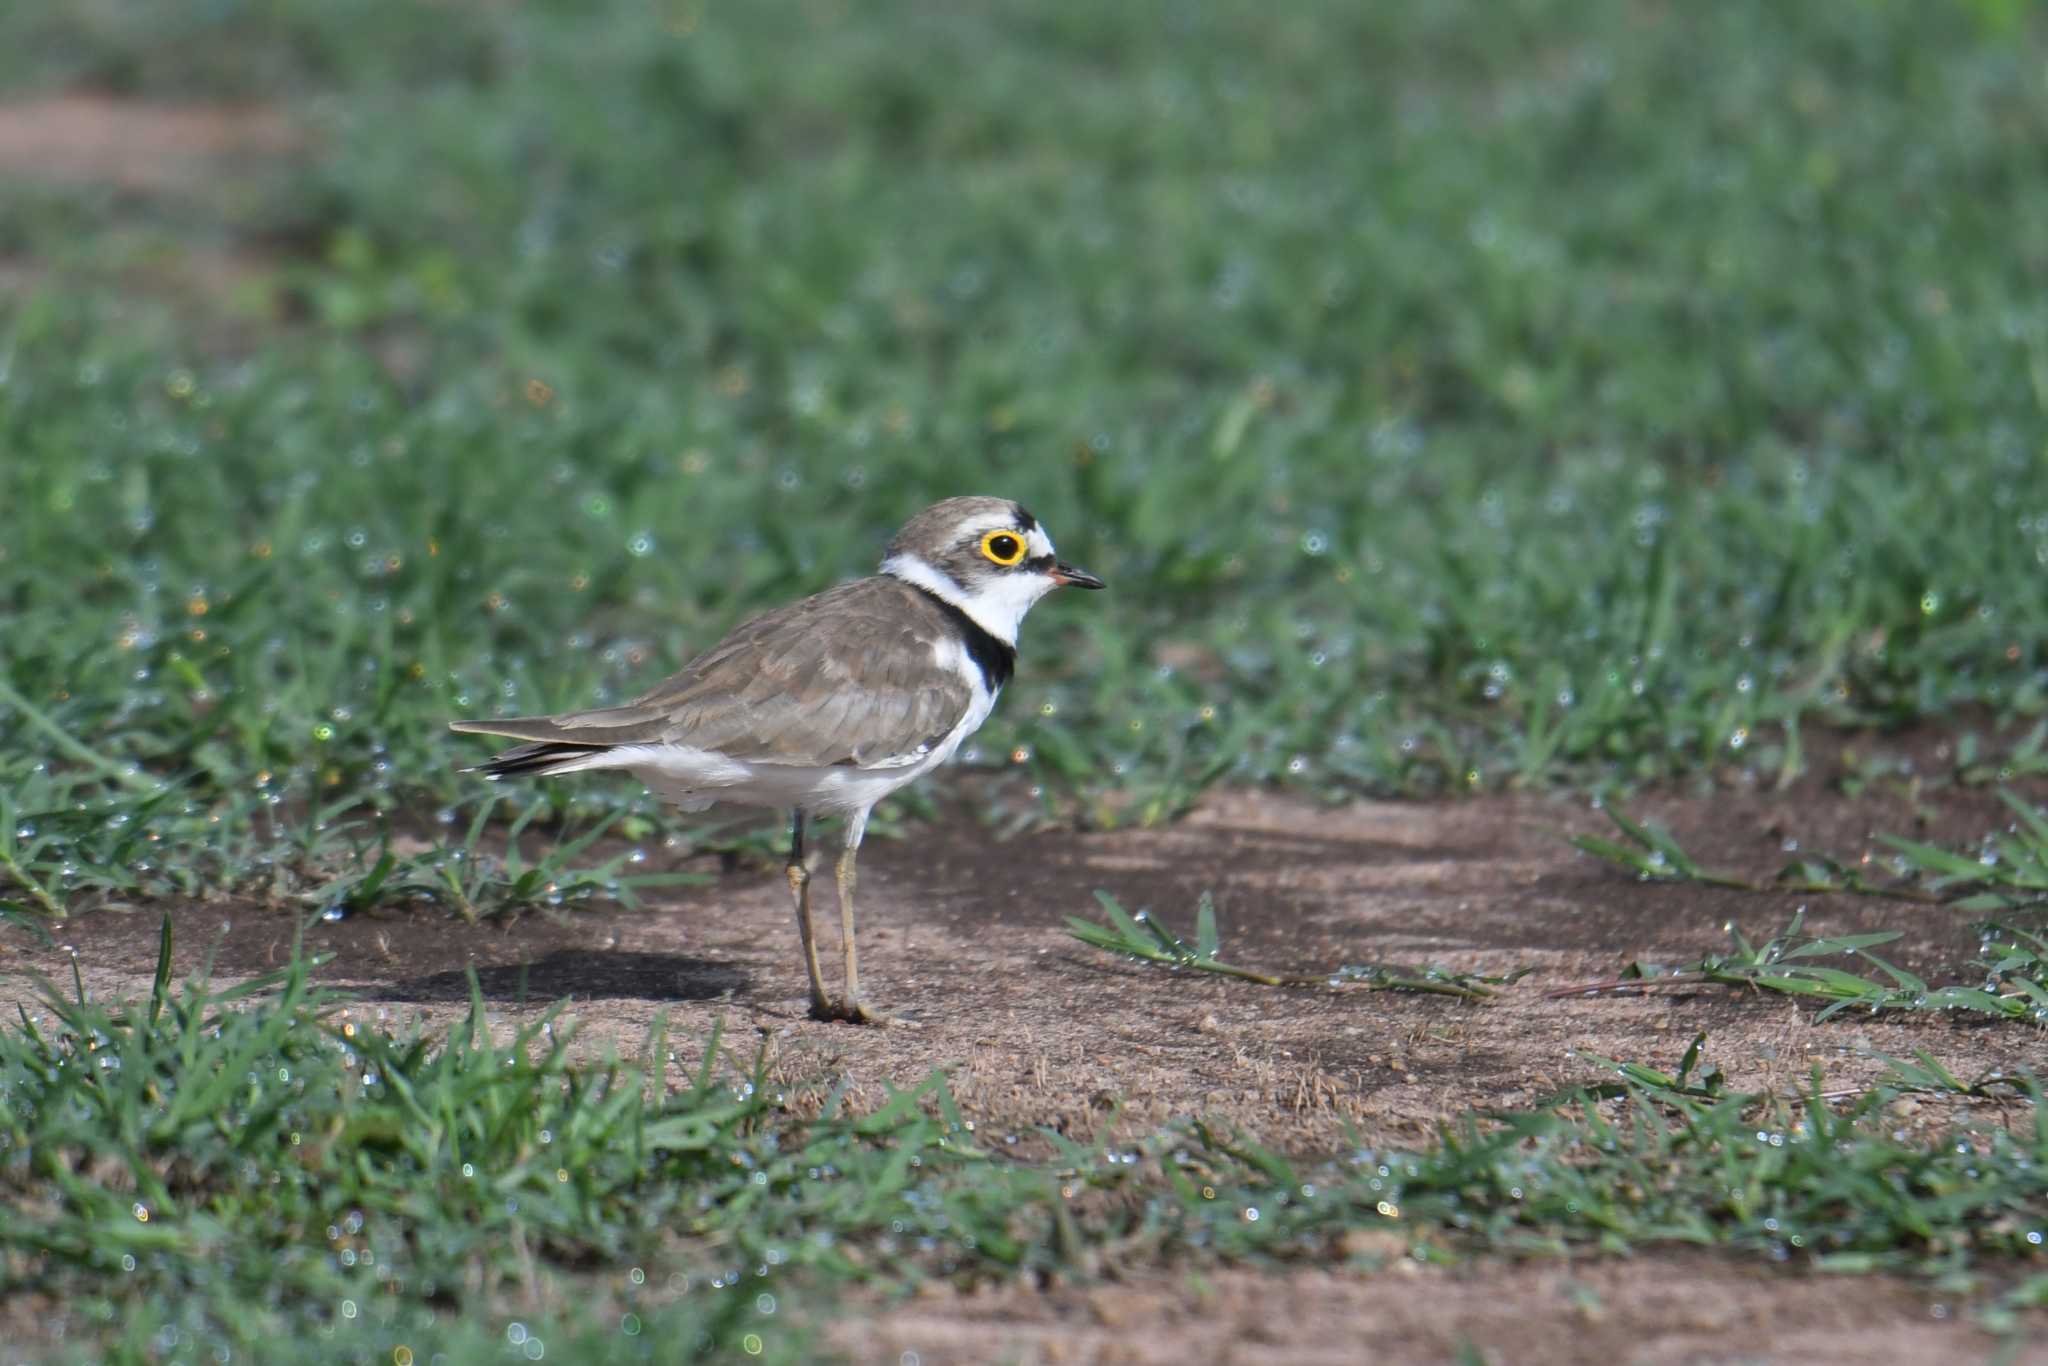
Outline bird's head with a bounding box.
[880,496,1104,644]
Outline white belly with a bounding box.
[619,681,997,816]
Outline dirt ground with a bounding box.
[0,94,298,191]
[835,1256,2037,1366]
[16,778,2048,1146]
[0,92,300,333]
[11,781,2043,1149]
[5,765,2045,1364]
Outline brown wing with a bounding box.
[448,577,976,768]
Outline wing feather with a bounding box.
[448,577,979,769]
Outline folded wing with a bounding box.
[448,578,976,771]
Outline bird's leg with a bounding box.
[830,807,885,1025]
[785,809,831,1019]
[835,842,872,1021]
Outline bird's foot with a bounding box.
[808,997,903,1026]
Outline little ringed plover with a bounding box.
[450,495,1104,1023]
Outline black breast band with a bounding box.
[923,596,1017,693]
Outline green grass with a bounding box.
[1070,889,1529,999]
[1574,789,2048,915]
[1564,795,2048,1020]
[4,924,2043,1361]
[1547,907,2048,1022]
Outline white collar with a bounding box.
[881,553,1053,648]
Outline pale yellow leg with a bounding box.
[785,812,831,1018]
[821,807,895,1025]
[835,842,874,1022]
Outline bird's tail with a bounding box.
[467,740,617,781]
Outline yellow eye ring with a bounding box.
[980,530,1028,566]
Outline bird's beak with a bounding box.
[1049,561,1106,590]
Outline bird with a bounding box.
[449,496,1105,1023]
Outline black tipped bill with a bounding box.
[1049,561,1106,590]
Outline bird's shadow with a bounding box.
[376,949,751,1006]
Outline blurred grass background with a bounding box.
[3,0,2048,913]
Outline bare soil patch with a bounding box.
[5,775,2043,1360]
[0,93,298,190]
[0,91,304,334]
[4,778,2040,1144]
[836,1256,2042,1366]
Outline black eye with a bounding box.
[981,531,1026,566]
